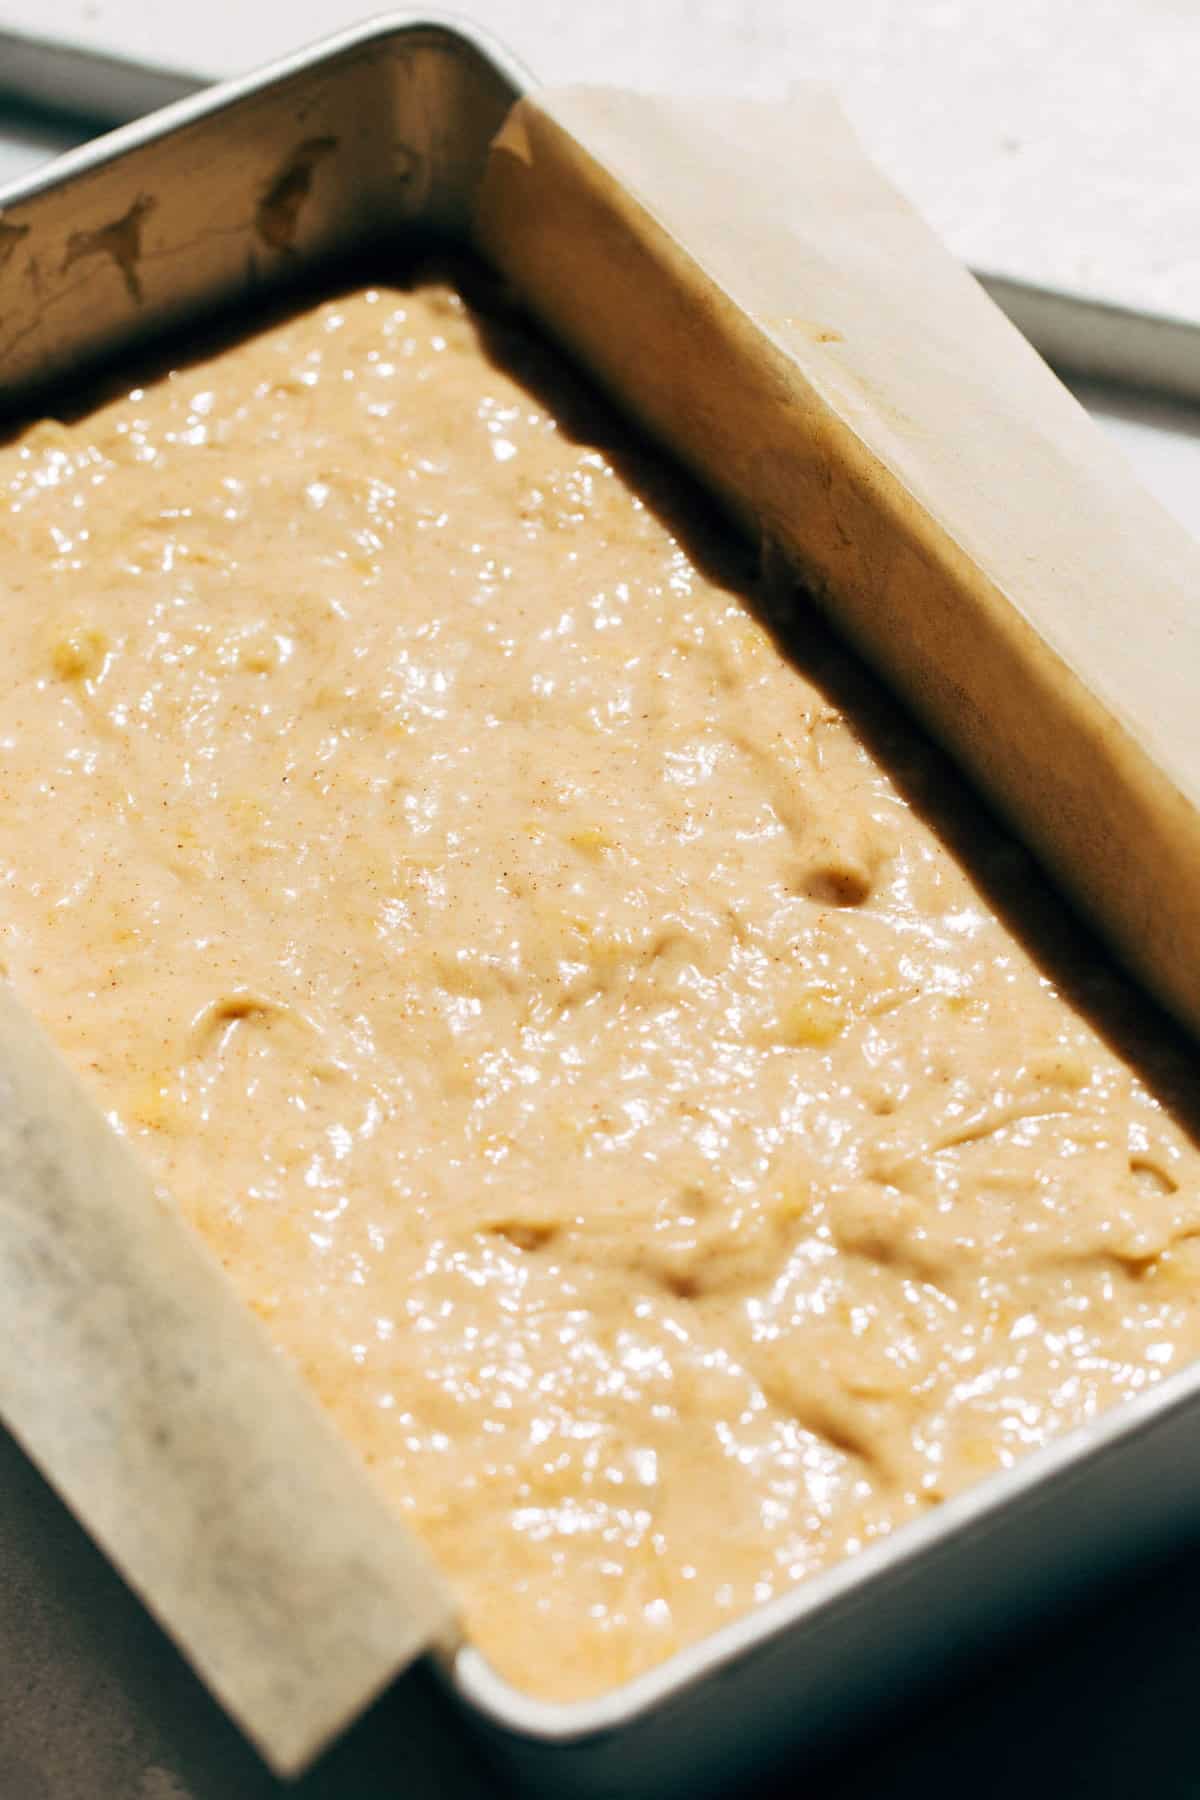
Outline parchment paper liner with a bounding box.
[480,87,1200,1040]
[0,988,455,1776]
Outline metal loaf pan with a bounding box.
[4,16,1200,1798]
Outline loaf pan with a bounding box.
[3,16,1200,1797]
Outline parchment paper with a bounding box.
[0,987,456,1777]
[478,87,1200,1039]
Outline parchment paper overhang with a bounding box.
[0,988,457,1778]
[479,87,1200,1038]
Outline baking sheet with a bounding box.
[1074,379,1200,539]
[0,96,94,186]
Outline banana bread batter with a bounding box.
[1,273,1198,1701]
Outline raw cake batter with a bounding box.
[0,272,1198,1701]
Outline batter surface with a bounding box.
[1,273,1199,1701]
